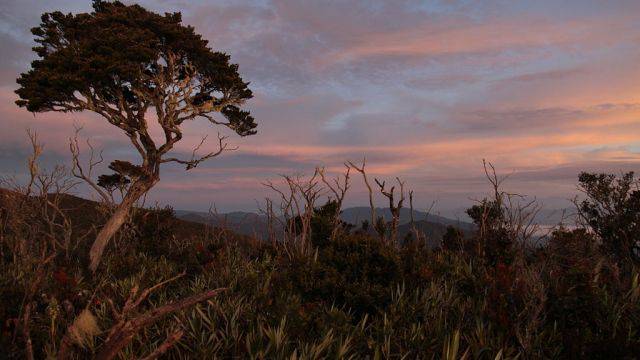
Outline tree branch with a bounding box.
[69,127,112,204]
[161,133,236,170]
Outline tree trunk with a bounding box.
[89,179,153,272]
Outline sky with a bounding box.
[1,0,639,219]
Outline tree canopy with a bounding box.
[16,0,256,146]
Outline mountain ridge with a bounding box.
[174,206,475,241]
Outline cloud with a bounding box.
[1,0,639,213]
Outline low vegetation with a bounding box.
[1,139,639,359]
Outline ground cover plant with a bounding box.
[1,136,639,359]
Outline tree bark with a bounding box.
[89,179,154,272]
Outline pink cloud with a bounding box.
[318,15,639,67]
[2,0,640,213]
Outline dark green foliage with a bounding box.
[465,199,515,266]
[442,225,464,251]
[578,171,640,267]
[483,227,514,266]
[107,160,145,179]
[3,171,640,358]
[270,231,400,317]
[15,1,255,135]
[131,206,177,251]
[289,200,354,247]
[359,219,370,232]
[374,215,387,238]
[316,234,400,315]
[466,199,503,228]
[543,228,639,358]
[309,200,352,247]
[97,173,130,191]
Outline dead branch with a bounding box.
[69,127,112,204]
[409,190,420,242]
[264,181,295,250]
[258,198,278,245]
[262,179,295,242]
[374,177,406,244]
[25,129,42,197]
[347,158,376,230]
[161,133,237,170]
[263,171,323,256]
[318,165,351,240]
[422,199,437,247]
[286,171,323,249]
[482,159,517,207]
[480,160,541,253]
[93,274,226,360]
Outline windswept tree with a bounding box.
[15,1,257,271]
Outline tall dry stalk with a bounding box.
[263,171,323,257]
[374,177,406,245]
[347,159,376,231]
[318,165,351,241]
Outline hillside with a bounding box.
[2,189,465,246]
[0,188,212,244]
[175,206,474,243]
[3,171,640,359]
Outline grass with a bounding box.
[1,160,639,359]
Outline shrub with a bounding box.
[578,171,640,268]
[3,163,640,358]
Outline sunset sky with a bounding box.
[1,1,639,218]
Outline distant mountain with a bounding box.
[174,210,271,238]
[175,206,474,241]
[532,208,577,225]
[339,207,475,231]
[396,220,453,247]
